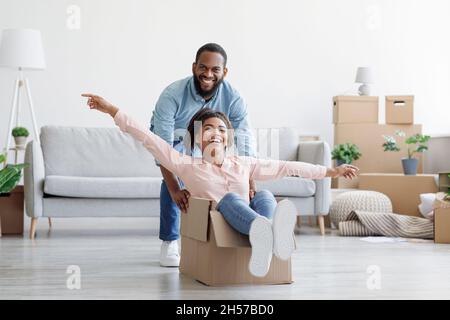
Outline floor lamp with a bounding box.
[0,29,46,167]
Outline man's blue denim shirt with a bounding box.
[150,76,255,158]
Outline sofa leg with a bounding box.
[318,215,325,235]
[48,217,52,228]
[30,217,38,239]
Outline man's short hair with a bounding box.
[195,43,227,67]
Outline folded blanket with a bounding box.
[339,210,434,239]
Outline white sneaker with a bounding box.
[272,199,297,260]
[248,216,273,277]
[159,240,180,267]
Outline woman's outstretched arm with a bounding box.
[246,157,358,181]
[81,93,190,177]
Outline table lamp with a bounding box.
[355,67,373,96]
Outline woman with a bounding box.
[82,93,358,277]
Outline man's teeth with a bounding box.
[210,139,222,143]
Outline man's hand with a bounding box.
[160,166,190,212]
[82,93,118,117]
[249,179,256,200]
[169,189,191,213]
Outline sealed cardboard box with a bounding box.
[359,173,438,216]
[434,207,450,244]
[385,95,414,124]
[331,176,359,189]
[180,197,292,286]
[333,96,379,124]
[334,123,423,174]
[438,172,450,193]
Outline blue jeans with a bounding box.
[216,190,277,235]
[159,141,185,241]
[159,179,184,241]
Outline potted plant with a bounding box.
[331,143,362,166]
[382,130,430,175]
[12,127,29,148]
[0,153,29,195]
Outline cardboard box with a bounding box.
[179,197,292,286]
[438,172,450,193]
[333,96,379,124]
[0,185,24,236]
[385,95,414,124]
[423,136,450,174]
[435,207,450,244]
[359,173,438,217]
[334,123,423,174]
[331,176,359,189]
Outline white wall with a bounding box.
[1,0,449,156]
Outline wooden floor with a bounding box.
[1,217,450,300]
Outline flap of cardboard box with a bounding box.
[181,197,211,242]
[385,95,414,103]
[210,210,251,248]
[333,96,378,103]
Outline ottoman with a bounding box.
[329,190,392,228]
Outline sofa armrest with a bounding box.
[24,140,45,218]
[297,141,332,215]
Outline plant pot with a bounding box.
[336,159,347,166]
[14,136,27,148]
[402,158,418,175]
[0,185,24,235]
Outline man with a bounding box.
[150,43,256,267]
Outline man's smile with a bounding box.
[199,76,215,86]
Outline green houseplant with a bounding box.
[0,153,29,195]
[331,143,362,166]
[382,130,430,175]
[12,126,30,148]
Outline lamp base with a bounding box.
[358,84,371,96]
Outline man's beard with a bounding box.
[193,74,223,98]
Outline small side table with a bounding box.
[0,185,24,236]
[359,173,438,217]
[9,145,26,165]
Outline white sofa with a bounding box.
[24,126,331,239]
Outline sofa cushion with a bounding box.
[40,126,162,177]
[255,127,299,161]
[44,175,163,198]
[255,177,315,197]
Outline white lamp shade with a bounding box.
[0,29,46,70]
[355,67,373,84]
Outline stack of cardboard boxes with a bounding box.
[332,95,422,189]
[332,96,450,243]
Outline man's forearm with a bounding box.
[160,165,180,193]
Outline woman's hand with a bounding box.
[336,164,359,179]
[249,179,256,200]
[81,93,119,117]
[327,164,359,179]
